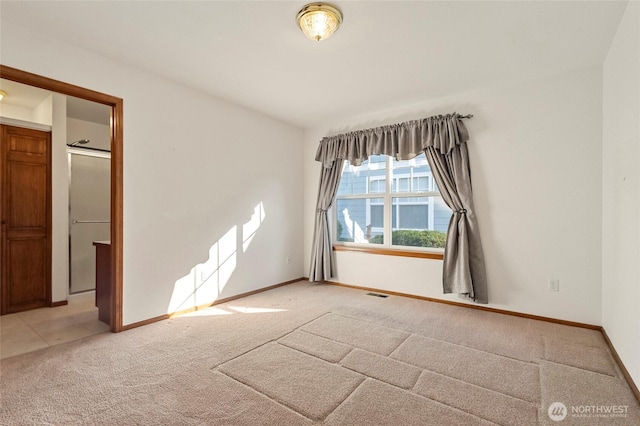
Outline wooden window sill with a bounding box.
[333,245,444,260]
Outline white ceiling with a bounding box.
[0,1,629,129]
[0,78,50,108]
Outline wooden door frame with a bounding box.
[0,65,123,332]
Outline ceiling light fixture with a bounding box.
[0,90,6,101]
[296,3,343,42]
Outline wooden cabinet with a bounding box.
[93,240,111,325]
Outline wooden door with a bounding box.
[1,124,52,315]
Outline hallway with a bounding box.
[0,292,109,359]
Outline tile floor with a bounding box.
[0,292,110,360]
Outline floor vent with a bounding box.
[366,292,389,298]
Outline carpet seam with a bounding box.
[322,377,369,422]
[301,312,411,356]
[541,336,618,377]
[310,311,538,365]
[331,312,542,366]
[276,338,354,364]
[210,312,331,369]
[211,339,276,370]
[330,311,414,336]
[295,311,335,329]
[218,359,366,422]
[298,312,539,371]
[388,332,412,358]
[339,347,422,389]
[539,359,623,379]
[539,332,607,349]
[413,368,541,408]
[212,369,317,423]
[288,314,542,405]
[366,377,502,426]
[272,340,369,421]
[391,333,541,368]
[278,325,538,420]
[277,339,439,400]
[389,335,541,404]
[220,320,505,423]
[407,363,541,406]
[217,342,367,421]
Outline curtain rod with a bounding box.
[459,114,473,119]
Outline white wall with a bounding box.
[0,97,53,125]
[304,65,604,325]
[1,21,305,325]
[67,117,110,150]
[0,103,35,122]
[51,93,68,302]
[603,1,640,389]
[33,94,53,125]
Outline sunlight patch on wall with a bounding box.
[214,226,237,296]
[166,225,237,313]
[243,202,266,252]
[167,203,266,314]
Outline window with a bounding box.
[335,153,451,249]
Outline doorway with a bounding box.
[66,98,112,296]
[0,65,124,332]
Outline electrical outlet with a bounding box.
[549,279,560,292]
[286,257,291,264]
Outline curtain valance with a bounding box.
[315,113,470,168]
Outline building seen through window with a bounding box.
[335,153,451,249]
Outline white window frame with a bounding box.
[333,155,449,252]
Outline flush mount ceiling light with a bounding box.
[296,3,343,41]
[0,90,6,101]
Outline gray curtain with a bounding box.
[425,142,487,303]
[310,113,487,303]
[308,157,345,281]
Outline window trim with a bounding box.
[333,244,444,260]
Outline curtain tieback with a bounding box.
[317,209,328,213]
[455,209,467,214]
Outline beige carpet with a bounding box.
[1,281,639,425]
